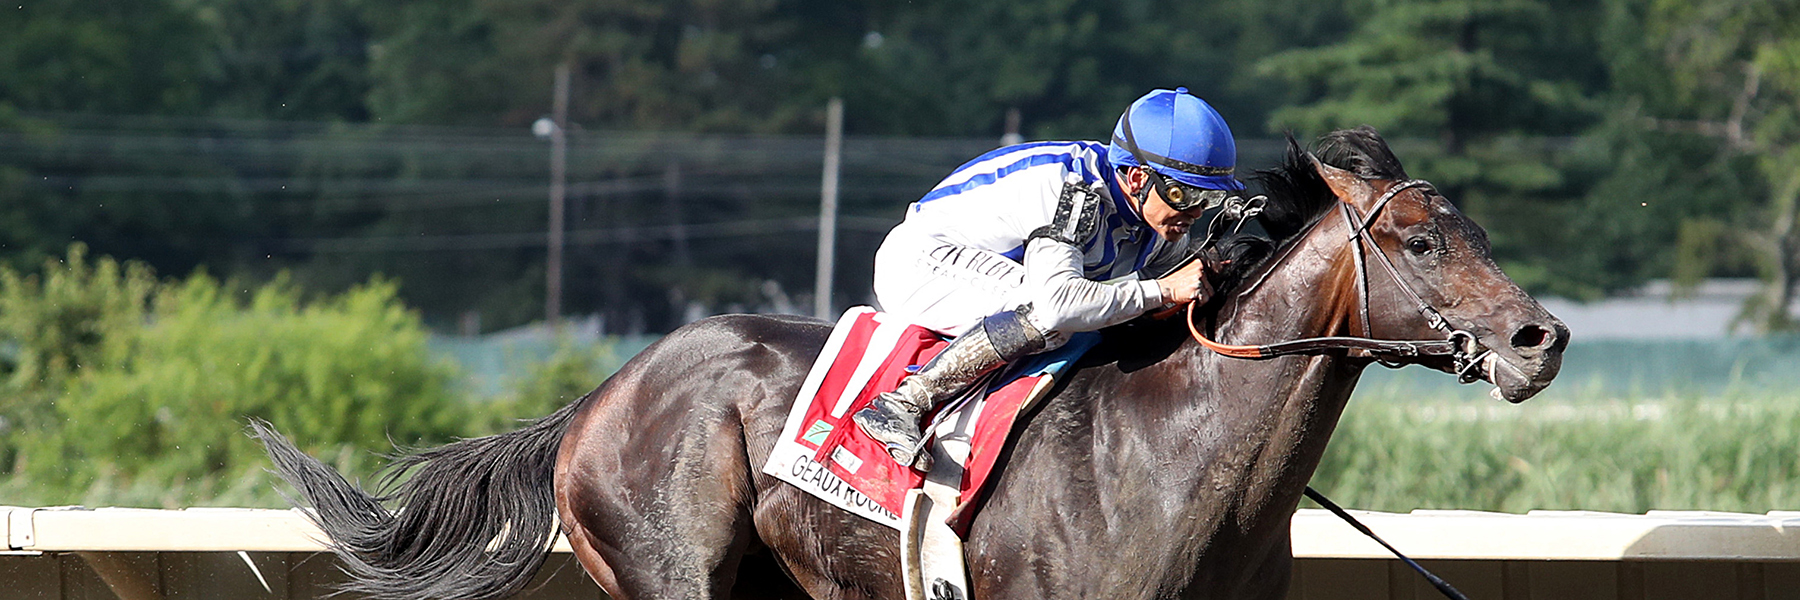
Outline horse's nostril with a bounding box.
[1511,324,1552,349]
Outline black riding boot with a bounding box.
[852,309,1046,470]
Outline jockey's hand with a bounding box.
[1155,259,1212,306]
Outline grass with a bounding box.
[1310,384,1800,514]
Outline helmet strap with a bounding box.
[1127,167,1156,213]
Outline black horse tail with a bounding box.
[249,396,585,600]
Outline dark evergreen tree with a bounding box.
[1255,0,1615,298]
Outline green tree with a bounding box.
[1,0,376,119]
[1257,0,1599,153]
[1254,0,1615,297]
[364,0,803,131]
[196,0,375,121]
[836,0,1122,137]
[0,0,216,115]
[356,0,1321,137]
[1608,0,1800,331]
[0,0,367,280]
[0,0,229,274]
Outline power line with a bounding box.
[276,215,900,253]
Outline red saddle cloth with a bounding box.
[763,307,1093,534]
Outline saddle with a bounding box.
[762,307,1096,600]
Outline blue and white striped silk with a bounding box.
[896,141,1180,282]
[874,141,1192,339]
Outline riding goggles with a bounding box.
[1158,176,1231,212]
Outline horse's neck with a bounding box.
[1201,213,1369,511]
[1105,213,1367,563]
[1221,214,1364,344]
[961,220,1372,593]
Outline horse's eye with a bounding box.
[1406,237,1433,254]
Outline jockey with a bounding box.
[855,87,1246,469]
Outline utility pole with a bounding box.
[814,98,844,320]
[546,62,570,328]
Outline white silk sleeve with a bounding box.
[1019,236,1165,335]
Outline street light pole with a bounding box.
[814,98,843,320]
[546,62,571,329]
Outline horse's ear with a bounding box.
[1308,152,1375,207]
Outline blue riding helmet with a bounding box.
[1107,87,1245,193]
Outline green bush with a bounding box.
[0,245,156,475]
[472,335,617,435]
[0,246,466,507]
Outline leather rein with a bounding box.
[1185,179,1491,382]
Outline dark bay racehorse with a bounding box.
[254,127,1566,600]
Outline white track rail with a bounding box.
[3,506,576,554]
[8,505,1798,560]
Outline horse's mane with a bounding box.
[1204,126,1402,294]
[1314,126,1409,181]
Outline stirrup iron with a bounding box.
[884,439,934,472]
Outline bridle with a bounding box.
[1135,157,1481,600]
[1182,175,1488,600]
[1186,177,1492,383]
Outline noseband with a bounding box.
[1186,179,1491,382]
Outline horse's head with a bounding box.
[1305,127,1567,402]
